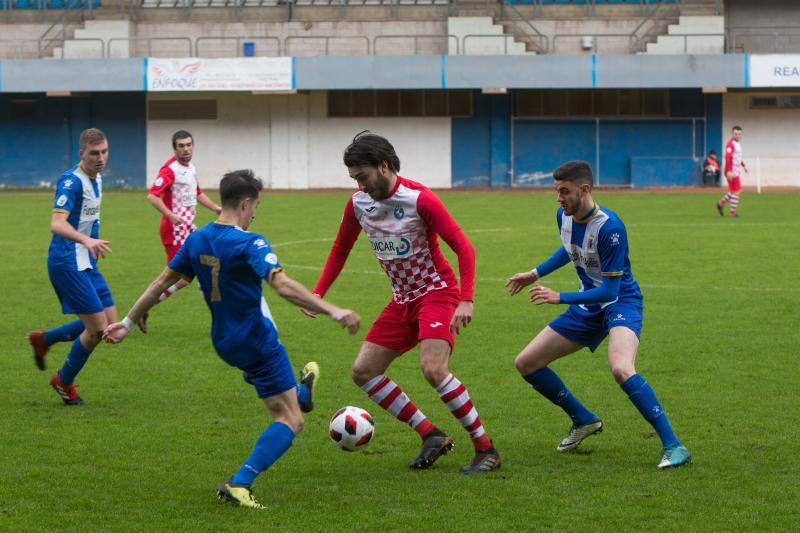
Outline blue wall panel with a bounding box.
[0,92,146,187]
[513,120,596,186]
[452,91,491,188]
[599,120,694,185]
[631,157,699,187]
[490,93,512,188]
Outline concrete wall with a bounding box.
[722,90,800,187]
[146,91,452,189]
[727,0,800,53]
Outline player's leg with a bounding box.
[27,319,85,371]
[136,245,189,332]
[607,321,690,468]
[50,310,108,405]
[353,341,441,443]
[728,177,742,216]
[418,338,500,474]
[516,324,602,451]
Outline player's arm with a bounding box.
[50,211,111,259]
[197,192,222,215]
[304,199,361,317]
[506,247,570,296]
[269,270,360,333]
[147,193,181,225]
[418,191,474,334]
[725,143,735,179]
[103,268,185,343]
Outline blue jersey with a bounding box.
[168,222,283,368]
[557,204,642,313]
[48,166,102,271]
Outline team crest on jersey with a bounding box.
[56,194,68,207]
[393,207,405,220]
[63,179,73,189]
[265,253,278,265]
[610,233,620,246]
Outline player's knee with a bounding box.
[420,360,448,387]
[515,353,543,375]
[289,414,304,434]
[351,364,374,387]
[610,364,635,384]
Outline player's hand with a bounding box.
[450,300,473,335]
[505,270,539,296]
[330,308,360,334]
[82,237,112,259]
[726,171,734,180]
[529,284,560,305]
[102,322,130,344]
[300,293,322,318]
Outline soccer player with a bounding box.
[304,132,500,474]
[26,128,116,405]
[505,160,691,469]
[717,125,747,217]
[103,169,360,509]
[138,130,222,331]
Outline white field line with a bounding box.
[281,263,800,293]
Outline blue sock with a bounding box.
[524,368,597,426]
[231,422,295,487]
[44,320,85,346]
[58,337,93,385]
[296,383,310,406]
[621,374,680,449]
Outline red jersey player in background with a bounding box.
[717,125,747,217]
[303,131,500,474]
[139,130,222,331]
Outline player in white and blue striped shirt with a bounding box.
[506,160,691,469]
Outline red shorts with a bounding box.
[727,176,742,193]
[365,288,461,353]
[165,243,181,263]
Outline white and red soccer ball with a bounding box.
[329,406,374,451]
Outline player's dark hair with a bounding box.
[343,131,401,173]
[172,130,193,148]
[220,169,263,209]
[79,128,107,151]
[553,160,594,188]
[710,150,717,156]
[732,125,743,132]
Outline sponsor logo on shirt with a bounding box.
[253,239,268,249]
[56,195,68,207]
[82,205,101,217]
[369,236,412,258]
[610,233,620,246]
[63,179,73,189]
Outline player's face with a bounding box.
[240,196,260,230]
[174,137,193,164]
[79,140,109,175]
[732,129,743,142]
[554,180,590,216]
[349,162,392,201]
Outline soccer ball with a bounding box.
[329,406,375,452]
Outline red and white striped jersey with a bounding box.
[314,176,475,305]
[150,157,203,246]
[725,138,744,177]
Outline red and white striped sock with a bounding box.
[158,283,179,302]
[436,374,492,452]
[720,192,733,205]
[362,375,435,438]
[729,193,740,215]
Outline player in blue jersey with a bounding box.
[26,128,125,405]
[102,169,361,509]
[505,161,691,469]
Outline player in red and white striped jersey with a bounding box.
[139,131,221,331]
[305,132,499,474]
[717,126,747,217]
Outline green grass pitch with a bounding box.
[1,189,797,531]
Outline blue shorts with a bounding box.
[240,343,297,399]
[549,299,643,352]
[48,264,114,315]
